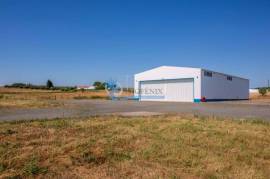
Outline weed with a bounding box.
[82,152,106,165]
[90,95,109,100]
[41,119,70,128]
[106,150,132,162]
[248,119,270,126]
[23,157,47,175]
[1,129,17,135]
[0,163,6,172]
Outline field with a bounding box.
[1,87,270,178]
[0,115,270,178]
[250,91,270,100]
[1,87,270,109]
[0,87,131,108]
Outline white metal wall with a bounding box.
[201,70,249,100]
[134,66,249,102]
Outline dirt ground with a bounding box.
[0,99,270,121]
[0,88,270,121]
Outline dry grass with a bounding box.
[249,92,270,104]
[0,88,132,108]
[250,91,270,100]
[0,115,270,178]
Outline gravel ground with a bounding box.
[0,99,270,121]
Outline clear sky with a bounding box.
[1,0,269,88]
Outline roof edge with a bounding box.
[201,68,249,81]
[135,66,249,81]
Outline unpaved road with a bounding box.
[0,100,270,121]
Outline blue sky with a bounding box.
[1,0,269,88]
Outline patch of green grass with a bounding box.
[37,119,71,128]
[105,149,132,162]
[23,157,47,176]
[81,151,106,165]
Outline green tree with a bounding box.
[93,81,105,90]
[46,80,54,89]
[259,88,267,96]
[93,81,102,88]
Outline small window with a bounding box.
[227,76,232,81]
[204,71,212,77]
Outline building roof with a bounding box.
[136,66,249,80]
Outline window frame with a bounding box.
[204,71,213,77]
[227,76,233,81]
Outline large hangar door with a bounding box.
[165,79,194,102]
[139,79,194,102]
[139,80,165,101]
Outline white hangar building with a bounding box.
[134,66,249,102]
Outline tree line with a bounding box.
[4,80,76,91]
[4,80,108,91]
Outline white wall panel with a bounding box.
[201,70,249,100]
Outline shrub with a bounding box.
[259,88,267,96]
[61,87,76,92]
